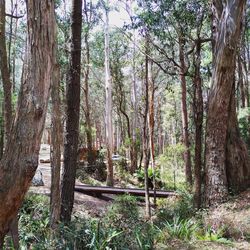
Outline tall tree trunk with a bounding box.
[148,58,156,206]
[0,0,55,243]
[83,0,94,165]
[60,0,82,222]
[205,0,250,206]
[0,0,13,143]
[130,32,138,173]
[50,64,62,229]
[178,34,192,187]
[0,1,19,247]
[193,40,203,209]
[104,3,113,186]
[143,35,151,218]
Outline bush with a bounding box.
[161,217,198,241]
[19,194,51,247]
[103,195,155,249]
[156,188,194,226]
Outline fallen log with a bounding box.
[74,185,177,198]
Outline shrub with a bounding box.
[103,195,155,249]
[162,217,198,240]
[156,188,194,226]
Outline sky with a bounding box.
[5,0,132,28]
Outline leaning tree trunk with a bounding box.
[60,0,82,223]
[205,0,250,206]
[0,0,55,244]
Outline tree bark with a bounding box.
[1,0,18,247]
[205,0,249,206]
[60,0,82,222]
[0,0,55,243]
[148,58,156,206]
[0,0,13,143]
[83,0,94,165]
[226,86,250,192]
[104,2,113,186]
[193,40,203,209]
[50,64,62,229]
[178,34,192,187]
[143,35,151,218]
[238,55,246,108]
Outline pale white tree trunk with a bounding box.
[104,3,113,186]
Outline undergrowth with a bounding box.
[3,191,241,249]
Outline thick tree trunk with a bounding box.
[104,4,113,186]
[193,40,203,209]
[0,0,55,243]
[60,0,82,222]
[50,64,62,229]
[178,35,192,187]
[226,89,250,192]
[205,0,249,206]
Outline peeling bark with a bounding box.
[205,0,249,206]
[0,0,55,243]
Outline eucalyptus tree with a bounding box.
[0,0,13,143]
[61,0,83,222]
[205,0,250,205]
[0,0,20,246]
[82,0,100,164]
[134,0,196,186]
[0,0,56,243]
[101,0,114,186]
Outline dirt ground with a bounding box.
[29,144,111,218]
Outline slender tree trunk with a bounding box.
[60,0,82,222]
[0,1,20,247]
[130,31,138,173]
[11,0,18,93]
[83,0,94,165]
[50,64,62,229]
[104,3,113,186]
[0,0,13,142]
[205,0,250,206]
[178,34,192,187]
[143,35,151,218]
[193,40,203,209]
[0,0,55,243]
[148,58,156,205]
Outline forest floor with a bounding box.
[29,144,250,250]
[29,144,111,218]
